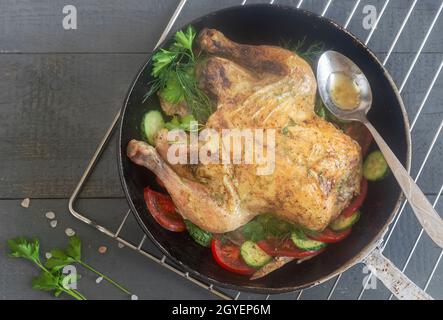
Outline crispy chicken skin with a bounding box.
[127,29,362,233]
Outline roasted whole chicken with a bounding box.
[127,29,362,233]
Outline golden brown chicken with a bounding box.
[127,29,362,233]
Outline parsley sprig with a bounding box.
[144,26,215,123]
[7,237,86,300]
[7,236,132,300]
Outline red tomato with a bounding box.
[256,238,325,258]
[342,178,368,218]
[307,228,352,243]
[211,238,256,275]
[143,187,186,232]
[343,122,373,156]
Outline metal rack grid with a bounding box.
[68,0,443,300]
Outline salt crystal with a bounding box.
[50,220,58,228]
[98,246,107,254]
[95,276,103,284]
[131,294,138,300]
[21,198,30,208]
[65,228,75,237]
[45,211,56,220]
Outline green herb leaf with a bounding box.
[160,72,185,104]
[32,272,60,292]
[164,116,181,130]
[145,26,215,124]
[174,26,196,52]
[6,235,93,300]
[315,98,327,120]
[45,249,75,271]
[242,220,266,242]
[44,236,81,271]
[60,272,81,290]
[151,49,178,78]
[65,235,81,261]
[7,237,40,263]
[242,214,294,241]
[164,114,200,132]
[180,114,197,130]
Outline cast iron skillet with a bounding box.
[118,4,411,294]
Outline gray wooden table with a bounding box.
[1,0,442,300]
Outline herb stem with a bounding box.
[63,288,80,300]
[36,260,86,301]
[70,288,87,300]
[77,260,132,295]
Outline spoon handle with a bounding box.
[364,121,443,249]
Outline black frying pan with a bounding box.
[118,4,411,294]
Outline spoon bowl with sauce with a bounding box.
[317,50,443,249]
[317,51,372,120]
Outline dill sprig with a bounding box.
[143,26,215,124]
[281,36,325,66]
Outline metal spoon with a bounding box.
[317,50,443,249]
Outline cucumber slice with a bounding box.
[363,150,389,181]
[185,220,212,247]
[330,211,361,232]
[240,241,272,268]
[291,230,327,251]
[141,110,165,145]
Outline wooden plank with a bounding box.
[0,0,441,53]
[0,53,146,198]
[170,0,248,33]
[0,0,250,53]
[0,0,180,53]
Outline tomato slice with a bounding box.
[342,178,368,218]
[307,228,352,243]
[343,122,373,156]
[256,238,325,258]
[211,238,256,275]
[143,187,186,232]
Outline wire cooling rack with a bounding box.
[69,0,443,300]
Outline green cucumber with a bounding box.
[363,150,389,181]
[185,220,212,247]
[141,110,165,145]
[330,210,361,232]
[240,241,272,268]
[291,229,327,251]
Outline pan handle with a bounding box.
[362,249,433,300]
